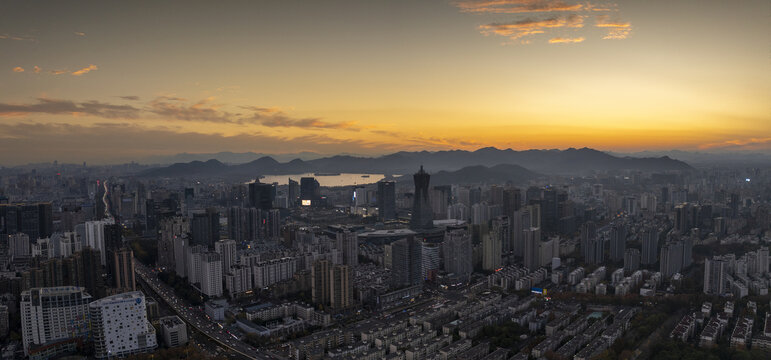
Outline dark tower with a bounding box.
[377,181,396,221]
[410,166,433,230]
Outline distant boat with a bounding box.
[361,175,370,178]
[314,172,341,176]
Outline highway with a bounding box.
[135,263,283,360]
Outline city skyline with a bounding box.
[1,0,769,166]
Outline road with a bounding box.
[135,262,283,360]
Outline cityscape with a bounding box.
[1,1,770,360]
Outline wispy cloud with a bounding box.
[148,97,235,123]
[119,96,140,101]
[74,32,86,36]
[71,64,98,76]
[456,0,583,14]
[548,36,585,43]
[0,98,141,118]
[699,138,771,151]
[33,66,41,73]
[456,0,630,44]
[479,15,583,40]
[595,14,631,39]
[0,33,35,41]
[12,67,24,73]
[50,69,68,75]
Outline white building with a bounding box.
[159,316,188,348]
[200,252,223,297]
[225,264,253,296]
[84,219,113,265]
[89,291,157,358]
[252,257,298,288]
[21,287,92,356]
[214,239,238,273]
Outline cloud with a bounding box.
[699,138,771,151]
[50,69,68,75]
[595,15,631,39]
[256,114,358,130]
[119,96,140,101]
[71,64,98,76]
[479,15,583,40]
[456,0,583,14]
[0,98,141,118]
[33,66,41,73]
[0,122,384,166]
[148,97,235,123]
[12,67,24,73]
[74,32,86,36]
[548,37,585,43]
[0,33,35,41]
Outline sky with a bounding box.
[1,0,769,165]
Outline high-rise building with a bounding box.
[89,291,157,358]
[482,232,501,271]
[9,232,31,260]
[312,260,331,306]
[376,181,396,221]
[523,227,541,271]
[492,216,511,255]
[159,316,188,348]
[0,305,7,338]
[191,208,220,247]
[300,177,321,204]
[609,224,627,262]
[641,227,659,265]
[110,247,136,292]
[0,203,53,240]
[288,178,299,208]
[336,230,358,267]
[704,256,727,295]
[624,248,640,274]
[83,219,113,266]
[21,286,92,356]
[659,241,684,278]
[329,265,352,310]
[410,166,433,231]
[443,227,472,278]
[158,216,189,271]
[580,221,597,263]
[199,252,223,297]
[391,236,422,287]
[421,242,441,280]
[227,206,262,243]
[215,239,238,273]
[225,265,253,296]
[249,181,274,210]
[502,188,522,217]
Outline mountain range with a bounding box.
[140,147,692,178]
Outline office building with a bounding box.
[159,316,189,348]
[443,227,472,277]
[300,177,321,205]
[89,291,157,358]
[390,236,423,287]
[641,227,659,265]
[249,181,274,210]
[191,208,220,247]
[0,203,53,241]
[410,166,433,231]
[21,286,92,356]
[288,178,299,207]
[377,181,396,221]
[421,242,441,280]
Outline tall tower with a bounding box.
[410,166,433,231]
[377,181,396,221]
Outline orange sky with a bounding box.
[0,0,769,165]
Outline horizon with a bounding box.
[1,0,770,166]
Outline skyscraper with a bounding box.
[443,227,472,278]
[659,241,684,278]
[624,248,640,274]
[288,178,299,208]
[215,239,238,272]
[580,221,597,263]
[300,177,321,204]
[329,265,352,310]
[391,236,422,287]
[191,208,220,247]
[377,181,396,221]
[641,227,659,265]
[312,260,331,306]
[502,187,522,217]
[199,252,223,297]
[89,291,157,358]
[482,232,501,271]
[609,224,627,262]
[336,230,358,267]
[248,181,274,210]
[110,247,136,292]
[158,216,189,270]
[704,256,727,295]
[492,215,511,255]
[523,227,541,271]
[21,286,92,357]
[410,166,433,231]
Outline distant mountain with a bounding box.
[401,164,540,185]
[138,151,330,164]
[609,150,771,167]
[140,147,692,178]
